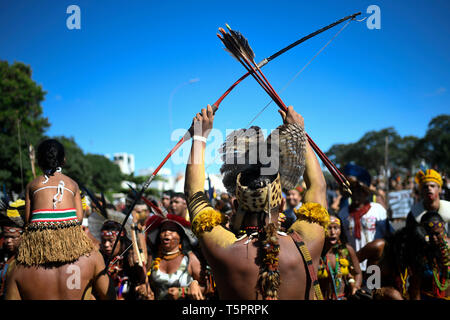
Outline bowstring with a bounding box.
[205,18,357,171]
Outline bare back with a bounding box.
[6,250,113,300]
[26,173,83,223]
[202,233,320,299]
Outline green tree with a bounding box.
[55,136,93,187]
[415,114,450,173]
[326,127,421,176]
[85,153,124,192]
[0,61,49,194]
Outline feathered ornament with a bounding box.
[219,24,255,64]
[218,23,351,194]
[268,123,307,192]
[219,123,307,194]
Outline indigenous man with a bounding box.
[100,220,150,300]
[409,211,450,300]
[170,193,189,221]
[0,199,25,299]
[409,169,450,235]
[184,105,329,300]
[161,192,173,214]
[133,202,150,229]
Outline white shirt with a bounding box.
[347,202,387,271]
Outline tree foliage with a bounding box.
[326,117,449,177]
[84,153,123,192]
[0,61,49,194]
[415,115,450,173]
[0,61,125,194]
[49,136,124,193]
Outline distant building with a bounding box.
[113,153,135,175]
[138,167,174,191]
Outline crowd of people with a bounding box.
[0,105,448,300]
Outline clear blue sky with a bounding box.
[1,0,449,176]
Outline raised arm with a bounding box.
[184,105,213,200]
[281,106,328,249]
[184,105,236,250]
[278,106,327,207]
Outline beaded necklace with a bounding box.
[431,237,450,296]
[400,268,409,298]
[327,252,342,299]
[151,245,183,272]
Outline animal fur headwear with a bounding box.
[235,172,282,213]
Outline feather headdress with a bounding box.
[219,123,307,194]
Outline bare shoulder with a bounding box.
[345,243,357,255]
[88,249,105,264]
[62,174,79,191]
[188,251,200,263]
[27,177,43,191]
[358,238,385,258]
[369,238,386,250]
[6,259,20,278]
[289,219,325,244]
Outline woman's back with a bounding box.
[16,138,93,268]
[27,172,82,222]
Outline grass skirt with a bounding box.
[17,223,94,266]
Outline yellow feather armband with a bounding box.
[294,202,330,229]
[339,258,350,276]
[191,207,224,237]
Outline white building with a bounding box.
[113,153,135,175]
[137,167,226,195]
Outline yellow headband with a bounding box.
[415,169,442,187]
[329,216,341,226]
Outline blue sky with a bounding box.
[1,0,449,177]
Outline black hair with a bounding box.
[321,213,348,257]
[239,165,277,190]
[37,139,65,174]
[420,211,444,225]
[239,166,281,299]
[382,213,440,277]
[162,190,174,198]
[171,192,186,201]
[105,203,116,210]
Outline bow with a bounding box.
[218,23,351,192]
[140,11,360,191]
